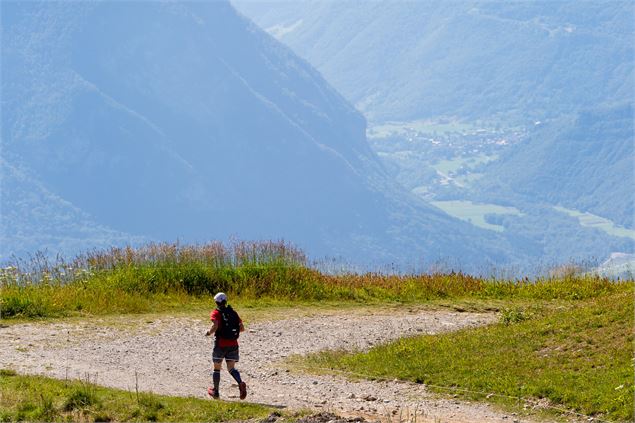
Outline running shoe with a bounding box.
[207,386,219,399]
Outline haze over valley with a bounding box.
[234,0,635,274]
[2,0,519,272]
[1,0,633,275]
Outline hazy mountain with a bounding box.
[235,0,634,265]
[475,103,635,229]
[1,0,521,270]
[233,0,634,124]
[0,157,144,261]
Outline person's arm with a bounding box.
[205,320,219,336]
[239,321,245,333]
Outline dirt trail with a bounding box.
[0,308,534,422]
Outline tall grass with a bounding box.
[2,240,306,286]
[1,241,632,318]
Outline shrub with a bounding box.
[0,369,18,377]
[499,307,530,325]
[0,295,48,318]
[35,394,57,421]
[64,387,97,411]
[138,393,164,412]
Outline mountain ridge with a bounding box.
[233,0,634,124]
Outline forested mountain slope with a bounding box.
[234,0,634,268]
[0,157,142,260]
[1,0,519,269]
[234,0,633,124]
[476,103,634,229]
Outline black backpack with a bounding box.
[216,305,240,340]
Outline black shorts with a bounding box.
[213,345,239,363]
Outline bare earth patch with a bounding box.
[0,308,537,422]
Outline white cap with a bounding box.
[214,292,228,303]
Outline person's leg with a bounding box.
[226,360,242,383]
[212,361,222,395]
[210,346,224,398]
[225,346,247,399]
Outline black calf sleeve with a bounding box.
[229,368,242,384]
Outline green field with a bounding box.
[430,154,499,188]
[554,206,635,240]
[431,200,522,232]
[367,118,476,138]
[298,291,634,422]
[432,153,498,176]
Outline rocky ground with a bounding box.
[0,307,541,422]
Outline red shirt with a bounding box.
[210,308,242,347]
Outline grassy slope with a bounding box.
[0,370,273,422]
[2,244,633,421]
[300,291,634,422]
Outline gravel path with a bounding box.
[0,308,536,422]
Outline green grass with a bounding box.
[0,370,273,422]
[430,200,522,232]
[432,153,498,175]
[367,118,477,138]
[297,291,634,422]
[2,243,633,421]
[1,242,632,320]
[554,206,635,241]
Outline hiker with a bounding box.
[205,292,247,400]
